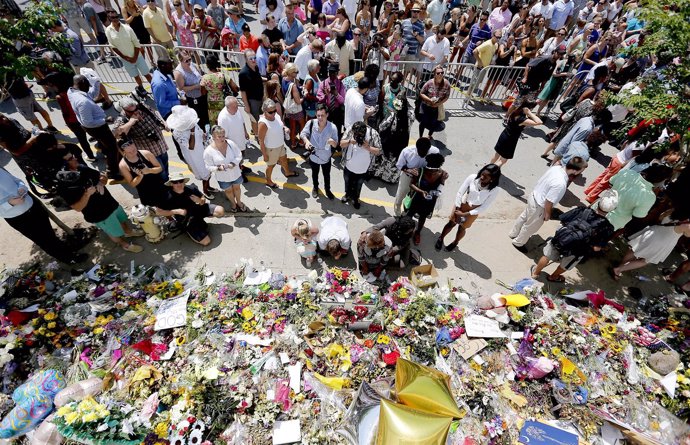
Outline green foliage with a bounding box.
[612,0,690,145]
[0,2,71,81]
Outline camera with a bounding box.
[354,133,366,145]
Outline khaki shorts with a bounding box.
[449,202,479,229]
[12,95,43,121]
[266,145,286,166]
[543,240,581,271]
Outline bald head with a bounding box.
[73,74,90,92]
[225,96,239,113]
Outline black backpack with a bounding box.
[552,219,592,257]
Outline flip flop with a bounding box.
[238,204,249,212]
[530,265,538,279]
[546,275,565,283]
[266,182,279,189]
[285,172,299,178]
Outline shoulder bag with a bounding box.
[283,83,303,115]
[402,167,424,211]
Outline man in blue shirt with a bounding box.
[279,4,305,55]
[0,167,88,264]
[68,75,123,182]
[460,10,491,64]
[400,4,425,60]
[151,58,180,119]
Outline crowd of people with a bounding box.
[0,0,688,292]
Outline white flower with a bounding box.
[188,429,203,445]
[96,422,109,432]
[121,419,134,435]
[192,319,204,329]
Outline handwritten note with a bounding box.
[464,315,505,338]
[154,293,189,331]
[453,334,488,360]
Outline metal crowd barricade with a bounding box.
[382,60,478,110]
[82,44,168,87]
[465,65,525,107]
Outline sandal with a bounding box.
[530,265,538,279]
[434,238,443,251]
[609,267,622,281]
[285,172,299,178]
[266,182,279,189]
[444,242,458,252]
[228,205,238,213]
[546,275,565,283]
[237,204,249,212]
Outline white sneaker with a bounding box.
[122,243,143,253]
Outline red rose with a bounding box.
[382,350,400,366]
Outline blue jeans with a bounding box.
[156,152,169,183]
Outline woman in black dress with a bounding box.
[405,153,446,246]
[489,99,542,167]
[118,139,169,207]
[371,88,414,183]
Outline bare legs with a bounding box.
[612,249,647,278]
[265,156,295,187]
[489,152,508,167]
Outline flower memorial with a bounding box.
[0,261,688,444]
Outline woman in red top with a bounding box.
[239,23,260,51]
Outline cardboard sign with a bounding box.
[464,315,505,338]
[518,420,578,445]
[154,293,189,331]
[453,334,488,360]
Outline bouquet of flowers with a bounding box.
[53,396,147,445]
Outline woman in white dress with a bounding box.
[166,106,216,198]
[204,125,248,212]
[612,210,690,279]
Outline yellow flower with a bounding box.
[56,405,73,417]
[93,327,104,335]
[175,336,186,346]
[242,322,253,333]
[38,309,46,315]
[47,322,56,329]
[64,412,80,424]
[154,422,169,438]
[45,272,54,280]
[551,347,562,357]
[242,307,254,320]
[44,312,57,321]
[82,412,99,423]
[399,288,408,299]
[376,334,390,345]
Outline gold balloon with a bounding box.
[395,358,463,418]
[376,399,452,445]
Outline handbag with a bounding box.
[402,168,424,211]
[283,83,303,115]
[221,73,238,97]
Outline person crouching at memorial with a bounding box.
[357,229,396,281]
[154,172,225,246]
[364,215,417,268]
[317,216,352,260]
[57,153,146,253]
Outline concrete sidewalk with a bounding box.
[0,90,683,306]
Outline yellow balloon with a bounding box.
[395,358,463,418]
[376,399,452,445]
[502,294,531,307]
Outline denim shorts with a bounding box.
[217,176,244,190]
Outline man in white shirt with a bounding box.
[530,0,554,26]
[343,77,369,131]
[420,26,450,77]
[488,0,513,32]
[294,39,324,82]
[317,216,351,259]
[545,0,574,39]
[509,157,587,250]
[393,138,439,216]
[339,121,381,209]
[426,0,448,25]
[218,96,249,151]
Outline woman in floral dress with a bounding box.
[200,55,238,124]
[171,1,196,48]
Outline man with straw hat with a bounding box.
[155,172,226,246]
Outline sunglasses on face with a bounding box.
[435,71,444,76]
[183,58,192,63]
[120,141,134,148]
[558,32,566,35]
[247,56,256,60]
[266,109,277,114]
[170,179,185,184]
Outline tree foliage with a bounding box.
[615,0,690,146]
[0,2,71,82]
